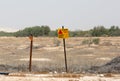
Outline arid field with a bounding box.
[0,37,120,81]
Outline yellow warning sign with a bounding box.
[58,28,69,38]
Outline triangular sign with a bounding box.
[58,30,63,34]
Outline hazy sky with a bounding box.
[0,0,120,31]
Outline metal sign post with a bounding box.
[29,34,33,72]
[62,26,68,72]
[58,26,69,72]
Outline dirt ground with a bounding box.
[0,73,120,81]
[0,37,120,72]
[0,37,120,80]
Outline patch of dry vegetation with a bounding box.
[0,37,120,73]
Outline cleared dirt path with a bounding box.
[0,73,120,81]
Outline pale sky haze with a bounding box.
[0,0,120,32]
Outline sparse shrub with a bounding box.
[53,38,61,46]
[82,38,92,47]
[17,64,28,72]
[101,41,112,46]
[82,38,100,46]
[82,39,89,45]
[92,38,100,44]
[82,39,92,45]
[104,73,113,77]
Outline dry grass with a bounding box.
[0,37,120,73]
[104,73,113,77]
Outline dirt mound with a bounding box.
[89,56,120,73]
